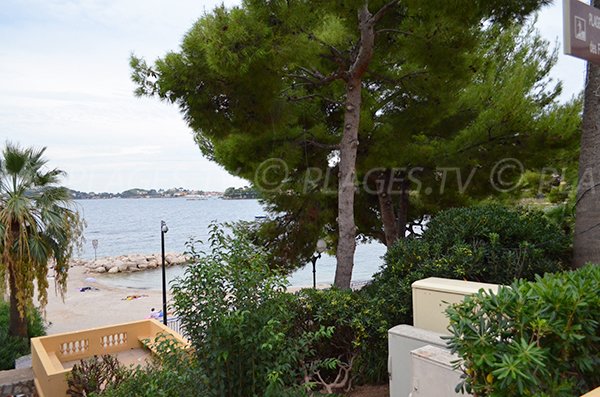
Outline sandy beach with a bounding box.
[42,265,315,335]
[43,266,167,335]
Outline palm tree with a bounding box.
[0,143,83,337]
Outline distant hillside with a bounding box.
[69,188,222,199]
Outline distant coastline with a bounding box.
[70,185,259,200]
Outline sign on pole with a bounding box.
[564,0,600,64]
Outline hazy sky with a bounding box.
[0,1,586,193]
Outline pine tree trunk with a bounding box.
[335,78,361,288]
[378,169,399,247]
[574,49,600,267]
[8,262,28,338]
[334,4,377,288]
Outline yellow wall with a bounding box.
[31,319,188,397]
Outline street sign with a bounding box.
[564,0,600,64]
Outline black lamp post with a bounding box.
[311,239,327,289]
[161,220,169,325]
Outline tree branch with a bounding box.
[376,28,414,36]
[305,32,349,67]
[371,0,399,23]
[287,93,342,105]
[370,70,428,86]
[299,139,340,150]
[287,67,345,87]
[350,5,376,78]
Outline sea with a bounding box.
[75,198,387,289]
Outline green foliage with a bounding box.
[67,355,127,397]
[130,0,575,270]
[0,300,45,370]
[97,335,202,397]
[292,287,391,386]
[0,142,84,337]
[445,265,600,397]
[422,205,571,276]
[359,204,570,382]
[171,224,331,396]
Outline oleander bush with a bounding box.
[359,204,571,382]
[0,300,46,370]
[445,265,600,397]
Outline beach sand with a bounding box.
[43,266,167,335]
[42,266,314,335]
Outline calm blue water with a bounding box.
[75,198,386,288]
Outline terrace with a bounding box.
[31,319,188,397]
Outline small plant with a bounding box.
[445,265,600,397]
[99,336,202,397]
[67,355,128,396]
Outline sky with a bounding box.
[0,0,587,193]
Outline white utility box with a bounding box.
[388,325,446,397]
[412,277,499,334]
[409,345,469,397]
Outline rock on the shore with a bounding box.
[79,253,190,274]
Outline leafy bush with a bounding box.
[67,355,127,396]
[445,265,600,397]
[0,300,46,370]
[359,204,570,382]
[171,224,332,396]
[292,287,392,387]
[97,335,202,397]
[365,205,569,325]
[83,225,360,396]
[423,205,570,277]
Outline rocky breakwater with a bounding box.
[73,253,191,274]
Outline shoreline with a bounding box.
[71,253,189,274]
[44,266,167,335]
[43,256,370,335]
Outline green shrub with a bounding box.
[296,287,392,386]
[359,204,571,383]
[445,265,600,397]
[97,335,203,397]
[365,204,570,325]
[67,354,127,396]
[423,205,570,277]
[0,300,46,370]
[171,224,331,397]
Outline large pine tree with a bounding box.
[131,0,571,287]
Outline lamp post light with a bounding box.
[160,220,169,326]
[311,239,327,289]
